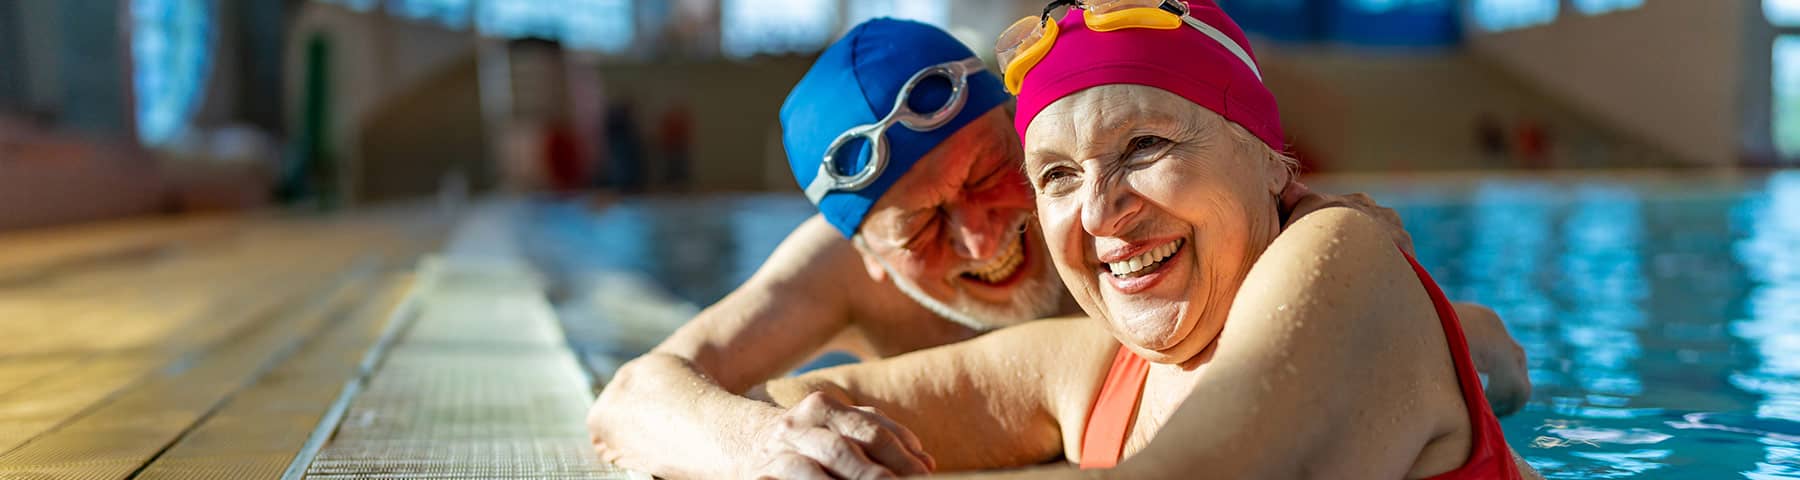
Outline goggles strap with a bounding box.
[1179,14,1262,81]
[804,165,836,204]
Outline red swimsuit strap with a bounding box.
[1073,250,1518,478]
[1402,250,1521,480]
[1078,345,1151,469]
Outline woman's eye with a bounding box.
[1124,136,1170,168]
[1129,135,1168,153]
[1036,167,1078,194]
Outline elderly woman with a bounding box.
[751,1,1542,479]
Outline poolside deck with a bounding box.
[0,203,637,479]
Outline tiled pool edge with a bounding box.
[285,253,641,479]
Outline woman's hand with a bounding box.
[750,391,936,479]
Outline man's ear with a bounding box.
[853,236,888,283]
[862,253,887,283]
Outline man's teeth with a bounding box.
[1108,239,1183,278]
[968,233,1024,283]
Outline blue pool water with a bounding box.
[534,171,1800,479]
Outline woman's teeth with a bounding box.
[1108,239,1183,278]
[966,231,1025,283]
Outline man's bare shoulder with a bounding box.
[752,215,866,286]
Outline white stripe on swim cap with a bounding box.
[1180,15,1262,81]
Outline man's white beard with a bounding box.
[871,250,1066,331]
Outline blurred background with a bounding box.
[1,0,1791,226]
[7,1,1800,479]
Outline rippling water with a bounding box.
[535,171,1800,479]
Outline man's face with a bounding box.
[854,108,1065,330]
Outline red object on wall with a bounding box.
[544,121,585,192]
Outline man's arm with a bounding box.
[587,216,900,478]
[1454,302,1531,416]
[760,317,1118,472]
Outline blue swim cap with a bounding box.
[780,19,1010,238]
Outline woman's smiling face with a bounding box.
[1022,84,1290,364]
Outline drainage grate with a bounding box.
[299,260,629,479]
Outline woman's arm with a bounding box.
[1286,183,1533,416]
[936,208,1509,479]
[758,317,1119,471]
[1122,207,1468,478]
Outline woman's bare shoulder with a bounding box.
[1235,206,1422,325]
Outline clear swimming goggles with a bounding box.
[804,56,989,205]
[995,0,1262,95]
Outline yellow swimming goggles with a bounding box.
[996,0,1260,94]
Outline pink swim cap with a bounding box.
[1012,0,1285,152]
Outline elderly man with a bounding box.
[585,18,1530,480]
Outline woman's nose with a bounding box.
[1080,179,1141,238]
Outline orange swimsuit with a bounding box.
[1076,250,1522,479]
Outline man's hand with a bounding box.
[750,392,936,479]
[1281,181,1415,256]
[1455,303,1532,416]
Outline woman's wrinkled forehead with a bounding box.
[1023,85,1220,164]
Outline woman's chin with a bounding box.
[1140,337,1213,365]
[1114,308,1208,364]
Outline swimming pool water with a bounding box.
[534,171,1800,479]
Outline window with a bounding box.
[130,0,212,145]
[317,0,377,12]
[1771,0,1800,26]
[1217,0,1315,43]
[560,0,634,53]
[1333,0,1458,47]
[719,0,837,59]
[1774,36,1800,158]
[475,0,633,54]
[1469,0,1557,32]
[1572,0,1642,15]
[843,0,949,30]
[1347,0,1448,14]
[386,0,470,29]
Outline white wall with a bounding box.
[1467,0,1752,166]
[284,3,480,202]
[1259,46,1679,172]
